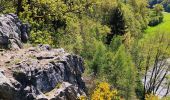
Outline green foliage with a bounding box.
[2,0,168,99]
[91,43,137,99]
[154,4,164,15]
[30,30,54,45]
[146,12,170,34]
[149,4,164,26]
[149,14,164,26]
[91,41,107,75]
[139,30,170,67]
[130,41,144,99]
[106,7,126,44]
[129,12,170,99]
[166,4,170,12]
[109,45,136,99]
[127,0,149,29]
[135,30,170,99]
[121,4,142,38]
[0,0,15,14]
[110,36,123,52]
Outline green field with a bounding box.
[145,12,170,34]
[140,12,170,43]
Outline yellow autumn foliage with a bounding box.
[145,94,159,100]
[78,95,87,100]
[91,82,121,100]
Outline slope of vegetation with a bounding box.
[0,0,170,100]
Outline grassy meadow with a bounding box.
[145,12,170,34]
[142,12,170,42]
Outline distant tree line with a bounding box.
[149,0,170,12]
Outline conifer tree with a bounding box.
[106,7,126,44]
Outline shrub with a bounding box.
[149,16,163,26]
[148,12,163,26]
[91,82,121,100]
[148,4,164,26]
[145,94,159,100]
[30,30,53,46]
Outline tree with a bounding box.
[154,4,164,16]
[138,31,170,99]
[91,41,107,75]
[148,4,164,26]
[166,4,170,12]
[102,45,136,99]
[130,41,145,99]
[106,7,126,44]
[109,36,123,52]
[16,0,23,16]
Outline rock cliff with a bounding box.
[0,44,86,100]
[0,13,29,49]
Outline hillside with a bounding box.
[0,0,170,100]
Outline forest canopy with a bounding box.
[0,0,170,100]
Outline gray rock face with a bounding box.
[0,13,29,49]
[0,45,86,100]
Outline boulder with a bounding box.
[0,72,21,100]
[0,13,29,49]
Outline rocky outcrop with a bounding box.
[0,13,29,49]
[0,44,86,100]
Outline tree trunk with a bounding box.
[16,0,22,16]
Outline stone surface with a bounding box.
[0,45,86,100]
[0,13,29,49]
